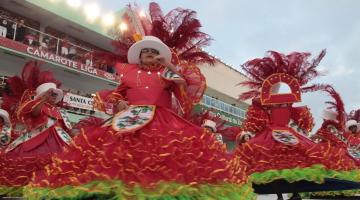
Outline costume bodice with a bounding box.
[118,64,174,108]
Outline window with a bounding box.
[224,104,229,112]
[220,102,225,110]
[240,110,245,118]
[205,96,211,106]
[211,98,217,107]
[200,95,246,119]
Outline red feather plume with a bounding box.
[239,50,326,101]
[321,85,346,129]
[99,2,214,66]
[348,109,360,122]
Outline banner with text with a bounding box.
[62,93,94,110]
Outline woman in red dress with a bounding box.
[0,62,73,195]
[314,86,360,169]
[231,50,359,191]
[25,34,252,199]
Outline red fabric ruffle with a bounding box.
[233,126,359,176]
[31,107,245,188]
[0,101,70,187]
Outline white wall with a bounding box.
[200,61,251,107]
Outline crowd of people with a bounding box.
[0,8,115,74]
[0,10,29,43]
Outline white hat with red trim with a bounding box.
[36,82,63,104]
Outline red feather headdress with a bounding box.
[96,2,215,66]
[239,50,326,101]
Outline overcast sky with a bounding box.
[99,0,359,131]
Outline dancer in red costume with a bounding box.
[25,3,253,200]
[304,86,360,197]
[236,131,254,146]
[188,110,243,150]
[0,62,73,196]
[314,86,360,169]
[344,109,360,146]
[0,108,12,152]
[231,50,359,190]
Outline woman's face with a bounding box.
[139,48,159,65]
[48,91,58,105]
[244,135,251,142]
[349,125,358,134]
[205,127,214,133]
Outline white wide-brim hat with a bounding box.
[345,119,360,132]
[0,109,10,125]
[127,36,172,64]
[322,109,338,122]
[36,82,63,104]
[202,119,217,132]
[238,131,254,142]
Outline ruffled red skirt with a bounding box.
[0,127,68,187]
[316,141,360,170]
[31,107,244,188]
[234,126,358,175]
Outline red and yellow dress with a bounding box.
[232,104,359,185]
[316,122,360,169]
[25,64,254,200]
[0,99,72,195]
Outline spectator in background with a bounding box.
[84,51,93,67]
[48,39,57,53]
[61,35,70,57]
[7,20,16,39]
[0,18,8,37]
[68,45,77,59]
[25,30,37,46]
[15,19,26,42]
[40,35,50,51]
